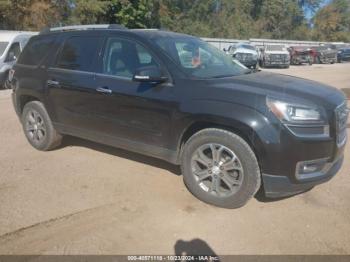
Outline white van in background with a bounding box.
[0,31,37,89]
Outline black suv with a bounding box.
[10,25,348,208]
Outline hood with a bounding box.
[205,72,345,110]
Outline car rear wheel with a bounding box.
[181,128,261,208]
[22,101,62,151]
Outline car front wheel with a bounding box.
[181,128,261,208]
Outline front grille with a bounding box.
[270,54,288,62]
[335,102,349,146]
[236,53,254,62]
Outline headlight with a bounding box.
[267,97,329,138]
[267,97,322,122]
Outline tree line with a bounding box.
[0,0,349,42]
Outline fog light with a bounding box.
[302,164,319,173]
[296,158,330,180]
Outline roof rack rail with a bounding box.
[39,24,127,34]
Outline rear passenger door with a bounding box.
[46,34,103,131]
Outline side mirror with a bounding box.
[133,66,168,83]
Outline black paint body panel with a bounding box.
[11,29,347,197]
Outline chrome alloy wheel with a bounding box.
[191,143,244,197]
[25,109,46,144]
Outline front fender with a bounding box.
[173,99,281,171]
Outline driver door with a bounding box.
[94,36,177,149]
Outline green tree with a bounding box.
[104,0,156,28]
[68,0,110,25]
[313,0,350,41]
[255,0,306,39]
[0,0,69,30]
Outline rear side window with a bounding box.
[102,37,159,78]
[18,37,54,66]
[56,36,99,72]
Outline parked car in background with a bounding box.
[337,47,350,63]
[288,46,313,65]
[225,43,258,69]
[0,31,36,89]
[260,44,290,68]
[10,25,348,208]
[311,45,337,64]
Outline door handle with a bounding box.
[47,79,60,87]
[96,87,112,94]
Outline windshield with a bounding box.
[240,44,255,51]
[155,36,248,78]
[0,42,9,57]
[266,45,286,51]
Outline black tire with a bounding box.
[181,128,261,209]
[22,101,62,151]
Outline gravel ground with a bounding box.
[0,63,349,255]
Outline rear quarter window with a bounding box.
[55,36,100,72]
[17,37,54,66]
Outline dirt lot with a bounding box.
[0,63,349,255]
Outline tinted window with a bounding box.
[56,36,99,71]
[240,44,255,50]
[18,37,53,65]
[102,37,159,78]
[155,37,247,78]
[6,42,21,61]
[266,45,286,51]
[0,42,9,57]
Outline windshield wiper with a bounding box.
[212,74,236,78]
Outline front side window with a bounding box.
[6,42,21,61]
[56,36,100,72]
[155,36,248,78]
[102,37,159,78]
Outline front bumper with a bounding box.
[319,56,337,63]
[291,55,312,64]
[262,155,344,198]
[264,60,290,67]
[239,60,258,68]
